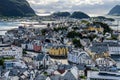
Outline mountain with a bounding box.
[108,5,120,16]
[52,12,71,17]
[70,11,90,19]
[52,11,90,19]
[0,0,36,17]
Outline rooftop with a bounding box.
[87,71,120,80]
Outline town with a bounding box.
[0,16,120,80]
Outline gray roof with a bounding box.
[50,75,61,80]
[61,70,77,80]
[90,46,108,54]
[90,41,120,54]
[34,75,47,80]
[90,42,109,54]
[34,54,45,61]
[88,71,120,80]
[76,65,85,70]
[58,65,73,70]
[9,68,28,76]
[34,54,49,61]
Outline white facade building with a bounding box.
[21,44,26,49]
[27,43,34,50]
[95,58,114,67]
[87,71,120,80]
[0,46,23,59]
[68,50,93,65]
[108,46,120,55]
[103,40,120,55]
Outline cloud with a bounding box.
[27,0,120,16]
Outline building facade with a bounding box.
[0,46,23,59]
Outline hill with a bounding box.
[52,12,70,17]
[52,11,90,19]
[108,5,120,16]
[0,0,36,17]
[70,11,90,19]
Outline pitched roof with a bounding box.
[61,70,77,80]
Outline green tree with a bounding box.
[67,31,82,38]
[23,50,27,54]
[0,59,4,66]
[72,38,82,48]
[93,22,113,34]
[110,34,118,40]
[41,29,47,35]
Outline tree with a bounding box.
[23,50,27,54]
[70,11,90,19]
[67,31,82,38]
[0,59,4,66]
[72,38,82,48]
[41,29,47,35]
[110,34,118,40]
[88,35,97,41]
[93,22,113,34]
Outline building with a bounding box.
[33,53,51,69]
[95,58,114,67]
[87,71,120,80]
[85,24,104,34]
[33,43,42,52]
[104,40,120,55]
[86,42,110,60]
[80,38,91,47]
[49,45,68,57]
[21,41,42,52]
[0,46,23,59]
[42,44,69,57]
[4,60,27,70]
[68,50,94,66]
[88,40,120,56]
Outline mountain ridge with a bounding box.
[0,0,36,17]
[52,11,90,19]
[108,5,120,16]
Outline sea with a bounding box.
[0,21,47,35]
[0,22,20,35]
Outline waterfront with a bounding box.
[0,22,20,35]
[0,21,47,35]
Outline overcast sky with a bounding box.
[27,0,120,16]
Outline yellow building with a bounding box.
[48,46,68,57]
[87,50,110,60]
[85,26,104,33]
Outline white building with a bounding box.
[95,58,114,67]
[108,46,120,55]
[0,46,23,59]
[87,71,120,80]
[68,50,94,66]
[21,43,26,49]
[34,54,51,69]
[104,40,120,55]
[27,43,34,50]
[4,60,27,69]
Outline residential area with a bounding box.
[0,17,120,80]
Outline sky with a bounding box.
[27,0,120,16]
